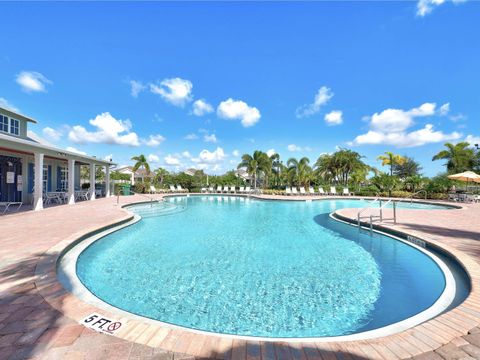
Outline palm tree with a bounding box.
[287,157,312,187]
[432,142,475,174]
[154,167,169,186]
[237,151,270,189]
[393,156,422,179]
[131,154,150,182]
[377,151,406,176]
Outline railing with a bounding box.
[116,189,162,206]
[406,189,427,203]
[357,194,381,226]
[357,196,397,234]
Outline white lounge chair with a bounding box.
[330,186,337,195]
[177,184,187,193]
[309,187,316,195]
[245,186,251,193]
[230,186,236,193]
[169,185,176,193]
[150,185,158,194]
[299,187,307,195]
[291,187,298,195]
[216,185,222,193]
[285,186,291,195]
[238,186,245,193]
[208,186,214,193]
[221,185,228,193]
[342,187,352,196]
[0,201,22,215]
[318,188,326,195]
[201,187,207,193]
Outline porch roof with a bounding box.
[0,133,115,166]
[0,106,37,124]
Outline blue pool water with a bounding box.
[76,196,449,338]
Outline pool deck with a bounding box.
[1,193,480,359]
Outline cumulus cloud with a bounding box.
[164,154,181,166]
[104,154,113,161]
[324,110,343,126]
[182,151,192,158]
[148,154,160,163]
[416,0,465,17]
[266,149,276,157]
[350,102,461,147]
[465,135,480,147]
[184,133,199,140]
[439,103,450,116]
[68,112,140,146]
[192,147,226,165]
[192,99,214,116]
[130,80,146,98]
[150,77,193,107]
[287,144,311,152]
[232,150,240,157]
[204,133,217,143]
[296,86,334,118]
[42,127,62,141]
[66,146,87,155]
[16,71,52,93]
[0,98,19,112]
[27,130,55,147]
[217,98,261,127]
[144,134,165,147]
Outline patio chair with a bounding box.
[230,186,236,193]
[299,187,307,195]
[169,185,176,193]
[223,185,229,193]
[285,186,292,195]
[208,186,214,193]
[342,187,352,196]
[329,186,337,195]
[291,187,298,195]
[245,186,251,193]
[149,185,158,194]
[0,202,22,215]
[318,188,326,195]
[309,187,316,195]
[238,186,245,193]
[177,184,188,193]
[216,185,222,193]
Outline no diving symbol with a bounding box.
[107,322,122,332]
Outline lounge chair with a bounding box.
[329,186,337,195]
[318,188,326,195]
[222,185,228,193]
[342,187,353,196]
[291,187,298,195]
[177,185,187,193]
[309,187,316,195]
[169,185,176,193]
[149,185,158,194]
[299,187,307,195]
[216,185,222,193]
[245,186,251,193]
[201,187,207,193]
[238,186,245,193]
[0,201,22,215]
[208,186,214,193]
[230,186,236,193]
[285,186,291,195]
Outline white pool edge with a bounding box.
[57,206,457,343]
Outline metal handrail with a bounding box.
[116,189,164,206]
[406,189,427,203]
[358,196,397,234]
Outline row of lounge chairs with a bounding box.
[286,186,353,196]
[201,186,255,194]
[149,185,188,194]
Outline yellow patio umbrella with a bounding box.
[448,171,480,191]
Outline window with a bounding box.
[60,167,68,190]
[32,165,49,192]
[0,115,8,133]
[10,118,19,135]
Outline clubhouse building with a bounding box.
[0,106,114,211]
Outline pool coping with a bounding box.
[34,195,480,358]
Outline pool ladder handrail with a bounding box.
[406,189,427,203]
[357,196,397,234]
[116,189,168,207]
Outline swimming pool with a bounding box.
[70,196,461,339]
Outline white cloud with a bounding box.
[42,127,62,141]
[68,112,140,146]
[148,154,160,163]
[27,130,55,147]
[66,146,87,155]
[150,77,193,107]
[104,154,113,161]
[266,149,276,157]
[217,98,261,127]
[184,133,199,140]
[164,154,181,166]
[192,147,226,164]
[204,133,217,143]
[416,0,465,16]
[130,80,146,98]
[450,114,466,122]
[144,134,165,147]
[324,110,343,126]
[232,150,240,157]
[181,151,192,158]
[0,98,19,112]
[439,103,450,116]
[465,135,480,147]
[192,99,214,116]
[288,144,302,152]
[350,102,461,147]
[16,71,52,93]
[296,86,333,118]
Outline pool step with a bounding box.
[131,203,186,218]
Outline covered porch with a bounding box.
[0,133,114,213]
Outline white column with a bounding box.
[131,171,135,185]
[33,153,44,211]
[105,165,111,197]
[68,159,75,205]
[90,163,96,200]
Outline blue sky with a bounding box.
[1,1,479,176]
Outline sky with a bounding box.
[0,1,479,176]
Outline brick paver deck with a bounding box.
[1,194,480,360]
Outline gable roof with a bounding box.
[0,107,37,124]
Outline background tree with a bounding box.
[237,150,270,189]
[154,168,169,186]
[393,156,422,179]
[432,142,475,174]
[377,151,406,176]
[131,154,150,182]
[287,157,312,187]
